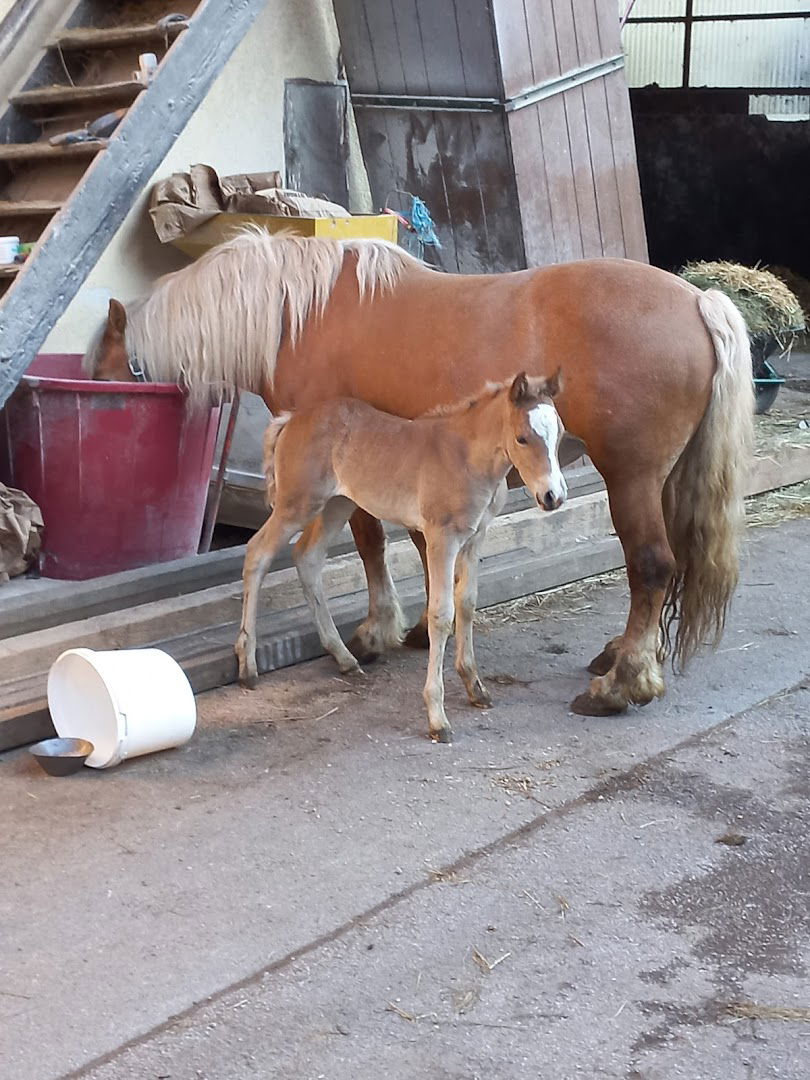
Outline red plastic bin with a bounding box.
[0,355,219,580]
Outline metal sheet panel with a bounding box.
[623,21,686,86]
[691,17,809,87]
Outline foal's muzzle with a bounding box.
[539,490,564,511]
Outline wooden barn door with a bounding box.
[333,0,647,272]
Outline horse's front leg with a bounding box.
[236,512,298,688]
[571,477,675,716]
[422,531,462,743]
[403,529,430,650]
[347,509,406,663]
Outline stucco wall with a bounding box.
[43,0,371,352]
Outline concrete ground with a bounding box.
[1,517,808,1080]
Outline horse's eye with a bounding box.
[516,435,528,445]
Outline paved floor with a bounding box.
[2,518,808,1080]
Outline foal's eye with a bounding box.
[516,435,528,445]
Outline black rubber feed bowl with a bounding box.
[29,737,94,776]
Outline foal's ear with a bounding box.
[509,371,530,405]
[108,298,127,335]
[544,366,563,398]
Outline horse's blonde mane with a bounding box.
[87,229,422,401]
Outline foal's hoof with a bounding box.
[404,624,430,651]
[570,691,626,717]
[239,669,259,690]
[340,662,366,678]
[346,635,381,666]
[430,727,453,744]
[469,687,493,710]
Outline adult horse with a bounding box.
[85,230,753,715]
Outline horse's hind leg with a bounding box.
[571,477,675,716]
[347,509,406,663]
[236,512,299,688]
[295,498,364,675]
[453,536,491,709]
[403,529,430,650]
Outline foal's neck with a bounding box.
[441,389,511,481]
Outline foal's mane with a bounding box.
[420,380,511,418]
[85,228,423,402]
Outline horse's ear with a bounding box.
[108,298,127,334]
[509,371,530,405]
[545,366,563,398]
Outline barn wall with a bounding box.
[43,0,372,353]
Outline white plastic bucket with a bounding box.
[0,236,19,264]
[47,648,196,769]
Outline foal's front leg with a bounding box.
[453,534,491,709]
[422,530,462,743]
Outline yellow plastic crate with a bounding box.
[171,212,398,259]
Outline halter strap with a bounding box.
[127,353,147,382]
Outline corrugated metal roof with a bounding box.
[622,3,810,89]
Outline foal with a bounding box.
[235,371,566,743]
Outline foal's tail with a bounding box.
[662,289,754,669]
[262,412,292,507]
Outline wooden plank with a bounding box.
[0,264,20,278]
[602,68,649,262]
[360,0,408,95]
[535,95,582,262]
[332,0,381,93]
[10,80,142,114]
[574,3,625,258]
[0,0,270,409]
[0,200,61,217]
[491,0,534,98]
[508,105,557,266]
[523,0,563,87]
[48,21,187,51]
[413,0,468,96]
[0,141,103,163]
[453,0,502,97]
[389,0,430,95]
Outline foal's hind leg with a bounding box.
[422,531,463,743]
[453,535,491,708]
[347,509,406,663]
[295,498,364,675]
[571,478,675,716]
[236,512,299,688]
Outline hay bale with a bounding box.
[680,261,806,338]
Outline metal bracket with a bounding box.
[351,55,625,114]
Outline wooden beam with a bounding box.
[0,0,269,409]
[0,140,103,163]
[0,199,62,217]
[10,79,143,114]
[47,21,187,52]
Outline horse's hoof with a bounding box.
[587,647,617,676]
[570,691,626,717]
[430,727,453,744]
[340,662,366,678]
[347,635,381,666]
[404,624,430,650]
[470,689,492,709]
[240,673,259,691]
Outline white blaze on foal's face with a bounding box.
[528,402,567,509]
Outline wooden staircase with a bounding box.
[0,0,268,407]
[0,2,199,296]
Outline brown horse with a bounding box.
[85,230,754,715]
[237,372,565,742]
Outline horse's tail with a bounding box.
[662,288,754,669]
[262,412,292,507]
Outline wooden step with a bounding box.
[0,199,61,217]
[48,20,188,52]
[0,141,104,164]
[0,263,21,278]
[10,80,142,115]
